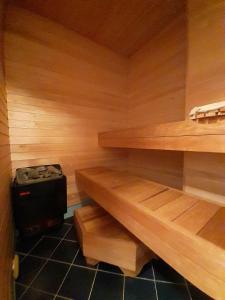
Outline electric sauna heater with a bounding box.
[12,164,67,238]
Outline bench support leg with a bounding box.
[85,257,99,266]
[120,268,138,277]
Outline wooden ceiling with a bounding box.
[11,0,185,56]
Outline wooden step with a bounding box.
[74,204,154,276]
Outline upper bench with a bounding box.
[77,167,225,300]
[98,120,225,153]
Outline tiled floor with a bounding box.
[15,217,212,300]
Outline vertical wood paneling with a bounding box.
[127,12,187,189]
[0,0,13,299]
[184,0,225,204]
[5,5,129,206]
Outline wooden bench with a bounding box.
[74,204,153,276]
[76,167,225,300]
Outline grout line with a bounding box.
[27,237,44,253]
[92,267,123,277]
[53,247,81,299]
[184,279,193,300]
[135,276,185,285]
[17,283,73,300]
[54,296,73,300]
[50,225,73,255]
[122,275,125,300]
[20,284,55,297]
[18,254,26,264]
[21,253,71,266]
[17,236,78,247]
[87,264,99,300]
[152,264,159,300]
[71,263,121,276]
[63,238,78,243]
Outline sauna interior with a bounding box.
[0,0,224,299]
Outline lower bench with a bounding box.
[74,204,154,276]
[76,167,225,300]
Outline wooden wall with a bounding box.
[5,5,129,207]
[127,11,187,189]
[184,0,225,204]
[0,0,13,299]
[5,1,223,209]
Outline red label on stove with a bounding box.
[19,191,30,196]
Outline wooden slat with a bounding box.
[174,201,220,234]
[155,195,198,221]
[198,208,225,249]
[113,179,168,203]
[143,189,182,210]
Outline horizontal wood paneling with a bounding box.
[127,13,186,189]
[0,0,13,299]
[5,5,129,206]
[184,0,225,204]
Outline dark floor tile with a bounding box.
[125,277,157,300]
[21,288,54,300]
[32,261,69,294]
[46,224,71,238]
[51,240,79,263]
[16,283,26,299]
[153,259,184,284]
[156,282,190,300]
[64,226,78,241]
[90,271,123,300]
[188,283,213,300]
[138,261,154,280]
[74,249,97,269]
[30,237,60,258]
[17,256,46,285]
[98,262,122,274]
[16,236,42,254]
[58,265,95,300]
[64,216,74,224]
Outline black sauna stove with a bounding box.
[12,164,67,238]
